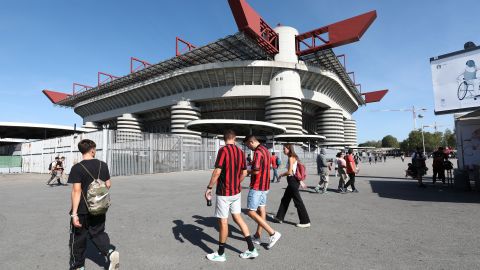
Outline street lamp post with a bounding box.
[421,125,432,155]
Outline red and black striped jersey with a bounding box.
[214,144,246,196]
[250,144,271,191]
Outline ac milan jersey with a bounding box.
[250,145,271,191]
[214,144,246,196]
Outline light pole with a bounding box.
[420,125,432,155]
[369,106,427,130]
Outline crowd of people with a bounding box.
[62,132,456,268]
[405,146,453,188]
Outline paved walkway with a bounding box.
[1,157,479,269]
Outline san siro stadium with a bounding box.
[43,0,387,147]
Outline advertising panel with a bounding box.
[431,47,480,114]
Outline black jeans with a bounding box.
[276,176,310,224]
[69,214,111,269]
[345,173,356,190]
[432,168,445,183]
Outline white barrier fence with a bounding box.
[20,130,319,177]
[21,131,105,174]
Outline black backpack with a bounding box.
[48,162,54,170]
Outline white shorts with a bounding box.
[214,193,242,219]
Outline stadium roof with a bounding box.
[47,32,363,107]
[186,119,286,136]
[0,122,88,140]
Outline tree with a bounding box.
[381,135,399,148]
[359,140,381,148]
[443,129,456,148]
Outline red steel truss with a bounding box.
[98,72,119,86]
[42,89,71,103]
[72,83,93,94]
[130,57,151,73]
[362,89,388,103]
[228,0,279,55]
[296,11,377,56]
[176,37,196,56]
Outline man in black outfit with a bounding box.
[68,139,119,270]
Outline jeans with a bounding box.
[275,176,310,224]
[272,168,279,182]
[345,173,356,190]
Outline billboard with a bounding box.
[430,47,480,115]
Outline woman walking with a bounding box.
[271,144,311,228]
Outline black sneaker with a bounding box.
[268,214,283,224]
[352,189,359,193]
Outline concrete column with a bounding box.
[344,119,358,146]
[316,108,345,144]
[170,100,202,145]
[82,121,99,132]
[265,26,304,135]
[116,113,143,142]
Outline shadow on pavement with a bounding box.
[171,217,244,254]
[368,179,480,203]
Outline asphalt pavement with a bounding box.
[1,157,479,269]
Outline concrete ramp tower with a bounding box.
[265,26,304,135]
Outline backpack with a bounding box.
[79,161,111,216]
[412,153,426,168]
[294,162,307,181]
[48,162,53,171]
[276,157,281,166]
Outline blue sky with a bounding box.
[0,0,478,142]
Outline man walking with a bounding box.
[46,157,59,185]
[68,139,119,270]
[244,135,281,249]
[314,148,331,194]
[205,130,258,262]
[412,147,427,188]
[271,152,280,183]
[344,149,358,193]
[432,147,448,185]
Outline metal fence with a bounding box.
[18,129,320,177]
[107,131,217,176]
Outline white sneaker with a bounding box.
[267,231,282,249]
[108,250,119,270]
[239,248,259,259]
[206,251,226,262]
[296,223,311,228]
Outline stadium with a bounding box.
[43,0,387,146]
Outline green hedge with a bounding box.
[0,156,22,168]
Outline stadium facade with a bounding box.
[43,0,387,146]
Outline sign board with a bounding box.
[430,47,480,115]
[455,117,480,169]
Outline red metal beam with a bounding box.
[228,0,279,55]
[42,89,71,104]
[176,37,196,56]
[130,57,151,73]
[72,83,93,95]
[296,10,377,56]
[98,72,119,86]
[362,89,388,103]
